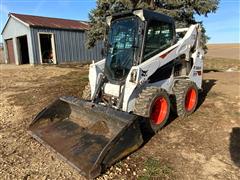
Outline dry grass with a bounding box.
[97,57,240,180]
[0,64,89,180]
[0,55,239,180]
[204,57,240,72]
[206,44,240,60]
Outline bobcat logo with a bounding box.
[141,69,148,77]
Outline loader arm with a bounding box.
[138,24,200,82]
[28,9,204,179]
[122,24,204,112]
[89,59,105,99]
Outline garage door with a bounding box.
[6,39,15,64]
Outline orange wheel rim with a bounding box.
[150,97,168,125]
[185,88,197,111]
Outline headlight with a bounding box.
[130,69,138,83]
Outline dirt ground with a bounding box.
[0,57,239,179]
[206,44,240,60]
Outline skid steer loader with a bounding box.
[28,9,204,179]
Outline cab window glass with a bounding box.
[143,21,173,60]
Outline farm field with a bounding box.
[0,44,239,179]
[206,43,240,60]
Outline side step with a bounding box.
[28,96,143,179]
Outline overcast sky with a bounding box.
[0,0,239,44]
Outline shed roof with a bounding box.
[10,13,90,31]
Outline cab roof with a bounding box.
[107,8,174,25]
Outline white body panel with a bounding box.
[87,24,204,113]
[104,83,121,97]
[189,49,204,89]
[89,59,105,99]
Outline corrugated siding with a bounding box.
[30,27,103,64]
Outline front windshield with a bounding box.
[105,17,138,82]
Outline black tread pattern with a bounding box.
[173,80,197,118]
[82,82,91,100]
[134,87,166,117]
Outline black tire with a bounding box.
[134,87,170,133]
[82,82,91,100]
[173,80,199,118]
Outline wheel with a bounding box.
[173,80,198,118]
[82,82,91,100]
[134,87,170,133]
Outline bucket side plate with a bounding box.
[28,97,142,178]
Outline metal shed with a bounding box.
[1,13,103,65]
